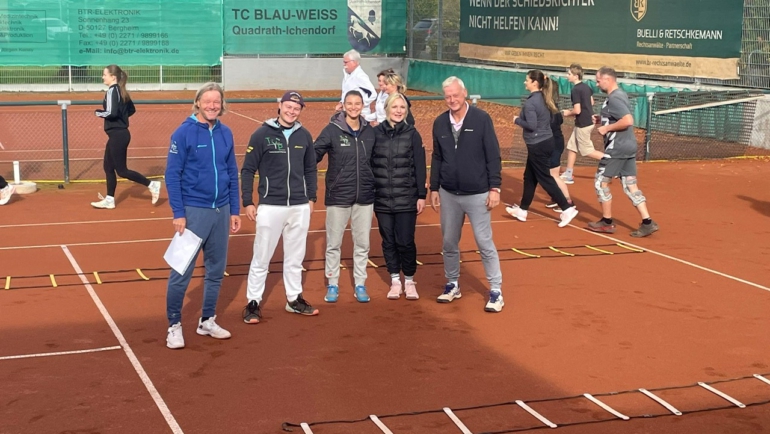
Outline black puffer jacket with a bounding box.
[314,112,375,206]
[371,120,427,213]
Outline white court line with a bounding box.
[443,408,473,434]
[639,388,682,416]
[583,393,630,420]
[300,423,314,434]
[529,209,770,293]
[369,415,394,434]
[229,110,264,125]
[515,400,558,428]
[0,141,5,150]
[697,382,746,408]
[60,245,184,434]
[0,210,330,229]
[0,221,510,251]
[0,345,122,361]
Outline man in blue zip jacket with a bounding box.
[164,83,242,349]
[241,91,319,324]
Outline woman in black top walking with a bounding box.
[91,64,160,209]
[371,93,427,301]
[506,70,578,228]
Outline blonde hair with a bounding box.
[384,73,407,94]
[192,82,227,116]
[384,93,409,120]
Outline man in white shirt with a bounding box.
[335,49,376,119]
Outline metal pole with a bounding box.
[437,0,444,60]
[68,65,72,91]
[644,92,654,161]
[160,65,163,90]
[408,0,414,58]
[59,100,71,183]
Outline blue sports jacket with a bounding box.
[165,116,240,218]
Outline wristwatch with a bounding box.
[490,188,501,193]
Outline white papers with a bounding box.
[164,229,202,275]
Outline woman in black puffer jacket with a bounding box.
[315,90,376,303]
[371,93,427,301]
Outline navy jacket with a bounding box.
[241,119,318,207]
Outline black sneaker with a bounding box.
[285,295,319,316]
[243,300,262,324]
[630,220,659,238]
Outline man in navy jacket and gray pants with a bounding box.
[430,77,505,313]
[164,83,242,349]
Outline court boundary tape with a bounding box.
[60,245,184,434]
[281,372,770,433]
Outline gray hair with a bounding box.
[344,49,361,62]
[442,76,466,90]
[192,82,227,116]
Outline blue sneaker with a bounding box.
[324,285,339,303]
[354,285,370,303]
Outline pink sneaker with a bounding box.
[387,279,402,299]
[404,280,419,300]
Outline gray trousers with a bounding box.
[439,188,503,290]
[325,204,373,287]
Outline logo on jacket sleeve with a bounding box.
[339,135,351,147]
[169,140,178,154]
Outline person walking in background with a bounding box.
[0,176,14,205]
[506,71,579,228]
[91,64,161,209]
[372,93,427,301]
[241,91,319,324]
[545,79,574,213]
[335,50,377,119]
[430,77,504,313]
[587,67,659,238]
[560,64,603,184]
[315,90,376,303]
[164,82,241,349]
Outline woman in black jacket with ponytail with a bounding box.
[91,64,160,209]
[371,93,427,301]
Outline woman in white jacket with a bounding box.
[368,70,414,127]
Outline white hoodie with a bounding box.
[341,65,377,119]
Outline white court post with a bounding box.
[13,161,20,184]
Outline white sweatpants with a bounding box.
[246,204,311,304]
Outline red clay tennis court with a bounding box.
[2,157,770,434]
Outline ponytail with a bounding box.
[106,64,131,102]
[542,75,558,114]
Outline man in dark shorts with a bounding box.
[587,67,658,238]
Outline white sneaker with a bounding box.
[0,184,15,205]
[166,323,184,349]
[437,282,461,303]
[505,205,527,222]
[560,173,575,184]
[149,181,161,205]
[196,316,231,339]
[558,206,579,228]
[484,290,504,313]
[91,194,115,209]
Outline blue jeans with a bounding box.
[166,206,230,326]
